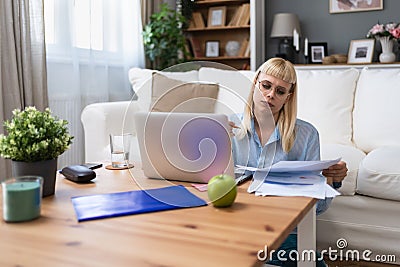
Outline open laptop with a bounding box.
[134,112,235,183]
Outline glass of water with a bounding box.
[109,133,132,168]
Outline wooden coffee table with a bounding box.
[0,164,316,267]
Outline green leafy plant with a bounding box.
[0,106,73,162]
[142,3,190,70]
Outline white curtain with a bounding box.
[44,0,145,167]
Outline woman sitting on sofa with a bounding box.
[229,57,347,266]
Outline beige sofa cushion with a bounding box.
[151,73,219,113]
[128,68,199,111]
[296,68,359,146]
[320,144,366,195]
[353,68,400,153]
[357,146,400,201]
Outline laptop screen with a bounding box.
[134,112,235,183]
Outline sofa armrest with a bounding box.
[81,101,143,163]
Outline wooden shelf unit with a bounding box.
[186,0,251,70]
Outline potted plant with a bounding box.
[0,106,73,197]
[142,3,190,70]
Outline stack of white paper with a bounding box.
[236,158,341,199]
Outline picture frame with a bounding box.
[205,41,219,57]
[207,6,226,27]
[347,39,375,64]
[329,0,383,14]
[308,42,328,63]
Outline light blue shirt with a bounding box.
[230,114,332,215]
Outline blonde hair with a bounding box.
[238,58,298,153]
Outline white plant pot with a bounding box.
[379,36,396,63]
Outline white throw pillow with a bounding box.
[198,67,254,115]
[353,68,400,153]
[357,146,400,201]
[296,68,359,146]
[320,143,366,195]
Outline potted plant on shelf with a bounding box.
[0,106,73,197]
[142,3,190,70]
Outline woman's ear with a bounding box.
[284,93,292,104]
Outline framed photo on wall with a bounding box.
[329,0,383,13]
[308,42,328,63]
[347,39,375,64]
[205,41,219,57]
[207,6,226,27]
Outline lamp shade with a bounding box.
[270,13,301,38]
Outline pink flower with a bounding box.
[370,24,384,35]
[367,22,400,39]
[390,28,400,39]
[386,23,397,31]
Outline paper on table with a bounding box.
[238,158,341,173]
[255,180,326,199]
[269,158,341,172]
[255,182,340,199]
[265,172,324,185]
[242,158,341,193]
[254,171,341,199]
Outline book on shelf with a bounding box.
[228,3,250,27]
[238,3,250,26]
[188,20,195,29]
[238,38,249,57]
[188,37,203,57]
[228,6,242,26]
[244,40,250,57]
[191,12,205,28]
[241,63,250,70]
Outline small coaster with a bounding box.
[105,163,134,170]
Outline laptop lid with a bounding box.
[134,112,235,183]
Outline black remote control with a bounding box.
[61,165,96,183]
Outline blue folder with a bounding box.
[71,185,207,222]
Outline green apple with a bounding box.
[207,174,237,207]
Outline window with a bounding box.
[73,0,103,50]
[44,0,119,51]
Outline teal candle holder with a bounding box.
[2,176,43,222]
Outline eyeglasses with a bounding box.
[256,80,292,100]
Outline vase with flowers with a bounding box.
[0,107,73,197]
[367,22,400,63]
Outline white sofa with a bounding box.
[81,65,400,264]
